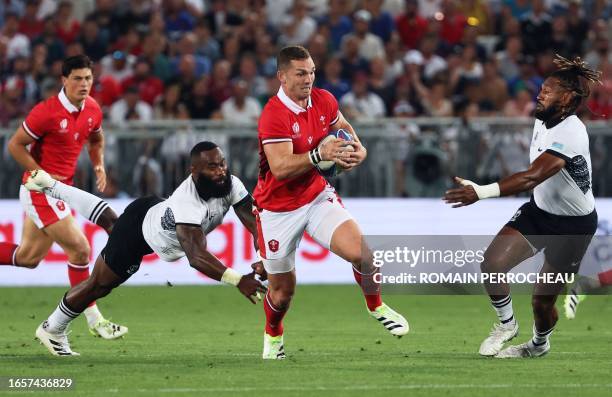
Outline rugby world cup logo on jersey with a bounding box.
[59,118,69,133]
[291,122,300,138]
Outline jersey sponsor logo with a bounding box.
[268,239,279,253]
[308,136,313,145]
[59,118,68,133]
[56,200,66,211]
[161,207,176,231]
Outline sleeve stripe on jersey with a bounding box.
[330,113,339,126]
[22,121,41,140]
[232,194,252,208]
[544,149,572,162]
[262,138,292,145]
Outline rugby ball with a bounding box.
[316,129,355,171]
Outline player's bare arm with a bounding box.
[176,224,266,303]
[87,129,106,192]
[444,153,566,207]
[233,195,266,279]
[8,126,67,181]
[331,111,367,170]
[264,139,352,180]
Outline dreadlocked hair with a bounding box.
[551,54,602,116]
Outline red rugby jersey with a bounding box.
[22,89,103,186]
[254,87,340,212]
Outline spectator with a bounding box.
[121,58,164,106]
[459,0,492,34]
[319,55,352,100]
[340,72,386,120]
[141,33,172,83]
[0,76,29,126]
[279,0,317,46]
[89,62,122,111]
[396,0,428,49]
[519,0,551,55]
[439,0,468,46]
[170,32,211,77]
[163,0,196,42]
[79,17,108,62]
[18,0,43,40]
[209,59,234,109]
[365,0,395,43]
[585,34,611,71]
[480,58,509,111]
[503,87,535,117]
[507,55,543,98]
[368,56,395,115]
[54,1,80,45]
[204,0,244,40]
[193,20,221,62]
[339,34,370,81]
[155,84,186,119]
[119,0,152,35]
[343,9,385,62]
[1,12,30,60]
[86,0,121,44]
[495,34,522,81]
[31,17,64,66]
[188,76,217,119]
[319,0,353,51]
[100,50,136,81]
[404,34,448,83]
[109,86,153,125]
[549,15,580,59]
[111,26,143,57]
[236,53,268,99]
[220,79,262,123]
[503,0,531,20]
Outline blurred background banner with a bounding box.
[2,197,611,286]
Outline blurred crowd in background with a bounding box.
[0,0,610,127]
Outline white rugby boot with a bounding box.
[89,318,129,340]
[262,333,286,360]
[35,321,80,356]
[479,321,519,356]
[495,340,550,358]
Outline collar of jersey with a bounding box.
[58,88,85,113]
[277,87,312,114]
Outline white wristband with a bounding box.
[221,268,242,286]
[460,180,500,200]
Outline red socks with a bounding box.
[353,267,382,311]
[67,263,96,307]
[0,242,18,265]
[264,293,287,337]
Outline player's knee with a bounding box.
[480,256,506,273]
[14,250,43,268]
[67,244,91,264]
[16,258,41,269]
[270,287,294,310]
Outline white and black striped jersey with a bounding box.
[141,175,249,261]
[530,115,595,216]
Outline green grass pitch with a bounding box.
[0,285,611,397]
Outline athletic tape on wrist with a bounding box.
[221,268,242,286]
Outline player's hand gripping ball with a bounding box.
[316,129,354,178]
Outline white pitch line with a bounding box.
[104,384,612,394]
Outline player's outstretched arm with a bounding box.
[444,153,565,207]
[330,111,367,170]
[176,224,266,303]
[233,195,267,281]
